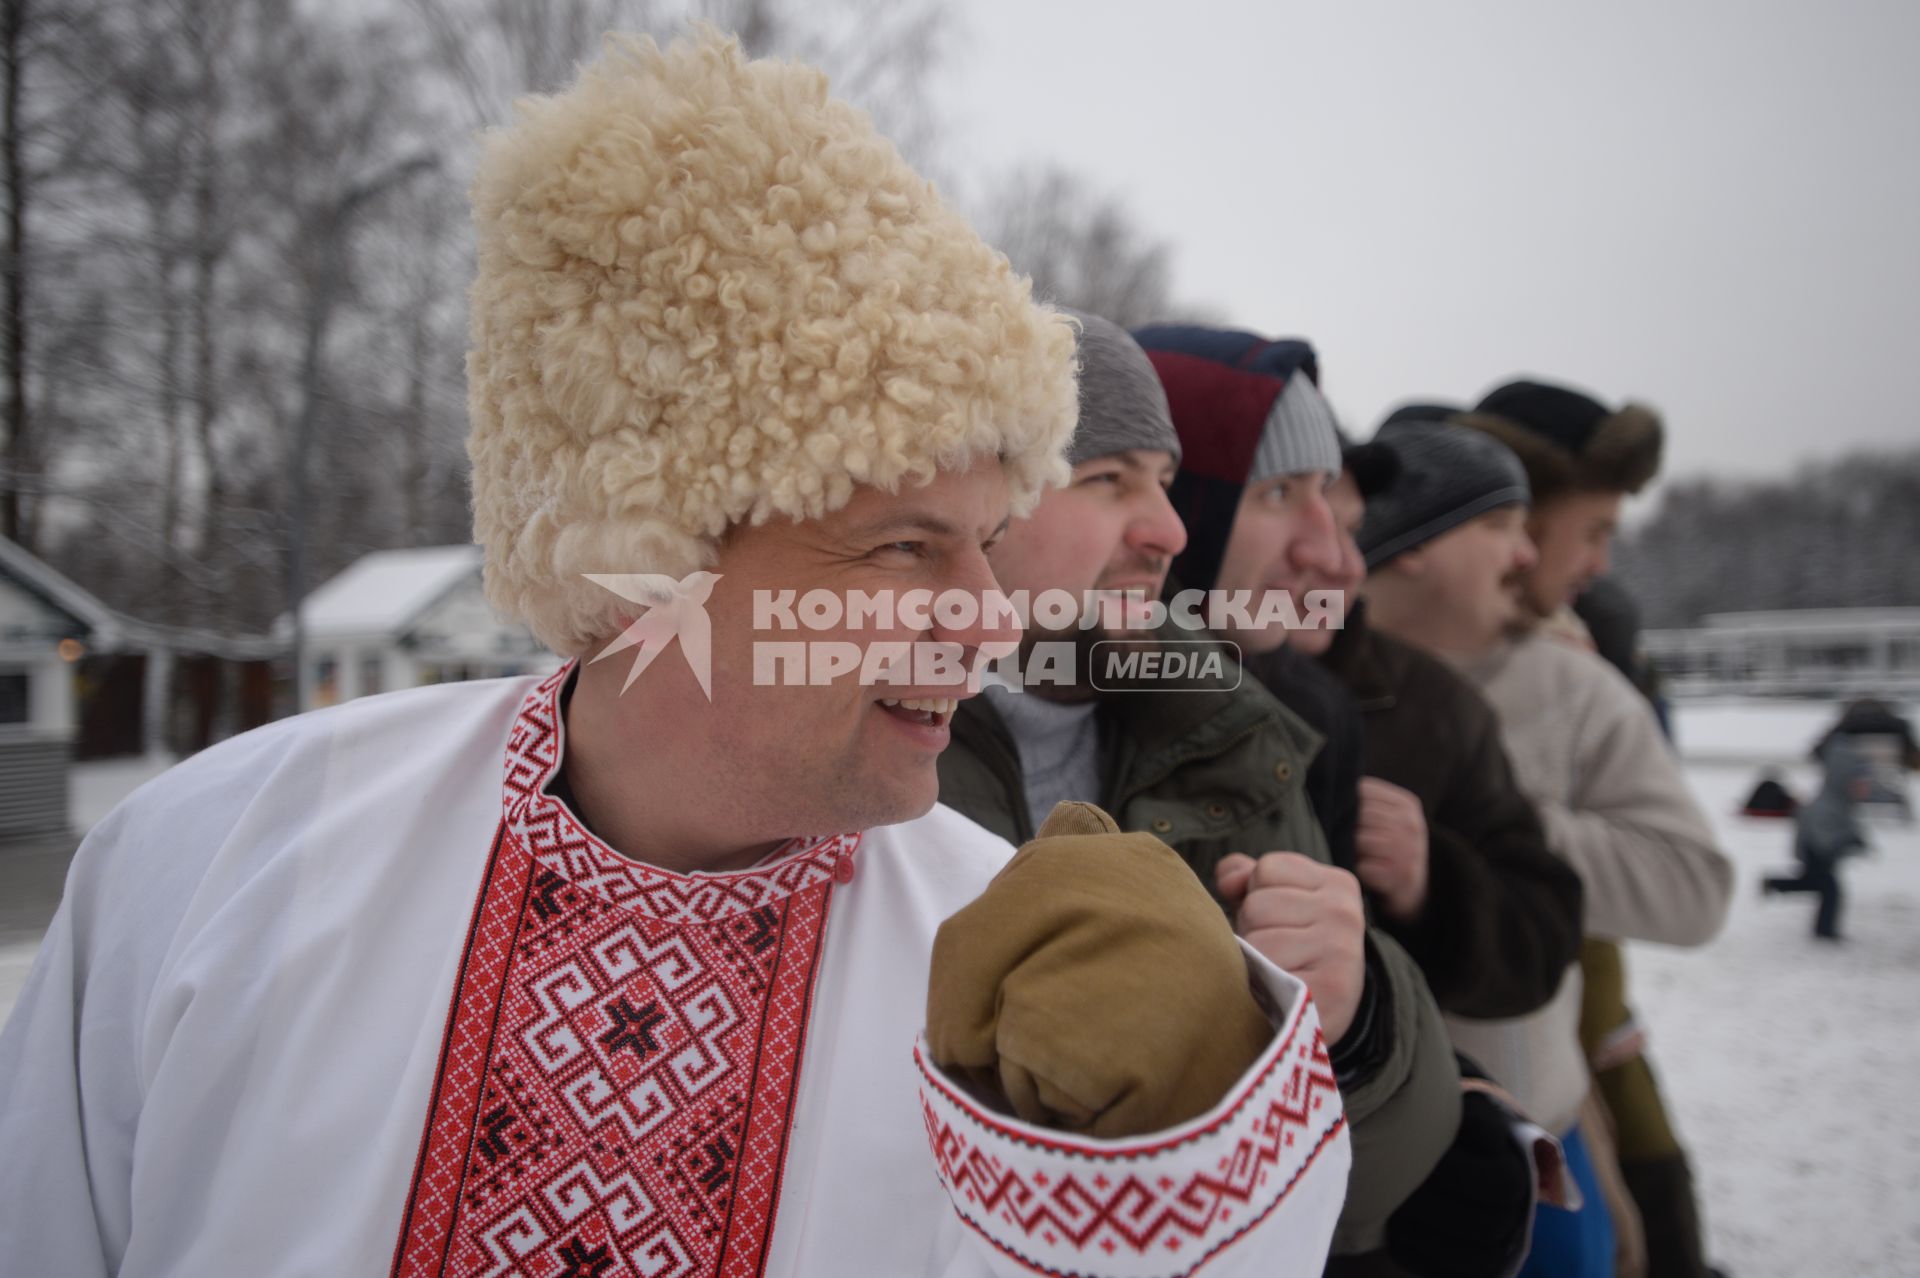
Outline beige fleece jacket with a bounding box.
[1441,632,1733,1132]
[1465,632,1733,947]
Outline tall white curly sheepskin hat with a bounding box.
[468,28,1079,656]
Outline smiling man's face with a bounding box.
[675,457,1019,834]
[989,448,1187,640]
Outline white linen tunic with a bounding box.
[0,668,1349,1278]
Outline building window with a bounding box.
[0,671,28,724]
[360,654,383,697]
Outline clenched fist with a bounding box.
[1216,852,1366,1044]
[1355,777,1431,923]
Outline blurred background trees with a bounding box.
[4,0,1195,642]
[10,0,1893,645]
[1614,447,1920,628]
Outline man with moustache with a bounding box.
[938,312,1459,1260]
[1459,382,1736,1278]
[1357,416,1731,1278]
[1290,428,1591,1278]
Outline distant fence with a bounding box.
[1645,607,1920,703]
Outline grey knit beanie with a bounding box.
[1254,373,1343,484]
[1357,421,1531,568]
[1062,309,1182,467]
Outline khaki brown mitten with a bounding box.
[926,800,1272,1137]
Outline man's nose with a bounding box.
[1288,486,1342,574]
[1127,485,1189,560]
[932,547,1024,657]
[1515,530,1540,572]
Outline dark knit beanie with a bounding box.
[1357,421,1530,568]
[1060,309,1181,467]
[1131,325,1342,591]
[1337,429,1400,500]
[1459,378,1664,502]
[1377,401,1462,430]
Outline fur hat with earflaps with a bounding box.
[467,28,1079,656]
[1455,379,1664,504]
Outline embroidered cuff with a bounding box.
[915,946,1350,1278]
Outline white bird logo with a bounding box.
[583,572,722,699]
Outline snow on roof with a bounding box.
[298,545,484,639]
[0,533,125,641]
[1,534,284,658]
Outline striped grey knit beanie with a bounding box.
[1060,309,1182,467]
[1357,421,1531,568]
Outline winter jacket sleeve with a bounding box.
[1386,700,1584,1019]
[1545,663,1733,947]
[1326,930,1463,1255]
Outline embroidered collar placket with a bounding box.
[392,665,858,1278]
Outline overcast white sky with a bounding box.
[930,0,1920,488]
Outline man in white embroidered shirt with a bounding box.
[0,29,1349,1278]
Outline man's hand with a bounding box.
[1216,852,1366,1043]
[1355,777,1431,923]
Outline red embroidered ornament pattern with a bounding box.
[392,667,856,1278]
[915,1001,1347,1278]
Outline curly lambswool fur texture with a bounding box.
[1455,404,1664,504]
[468,29,1079,655]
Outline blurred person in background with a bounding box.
[1287,424,1590,1278]
[1763,734,1875,939]
[1353,419,1638,1277]
[1813,698,1919,820]
[1459,381,1735,1278]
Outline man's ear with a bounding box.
[1389,545,1427,578]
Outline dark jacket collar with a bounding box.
[947,625,1323,845]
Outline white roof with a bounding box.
[0,533,123,640]
[298,545,484,639]
[0,534,282,658]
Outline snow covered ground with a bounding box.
[1632,702,1920,1278]
[1,703,1916,1273]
